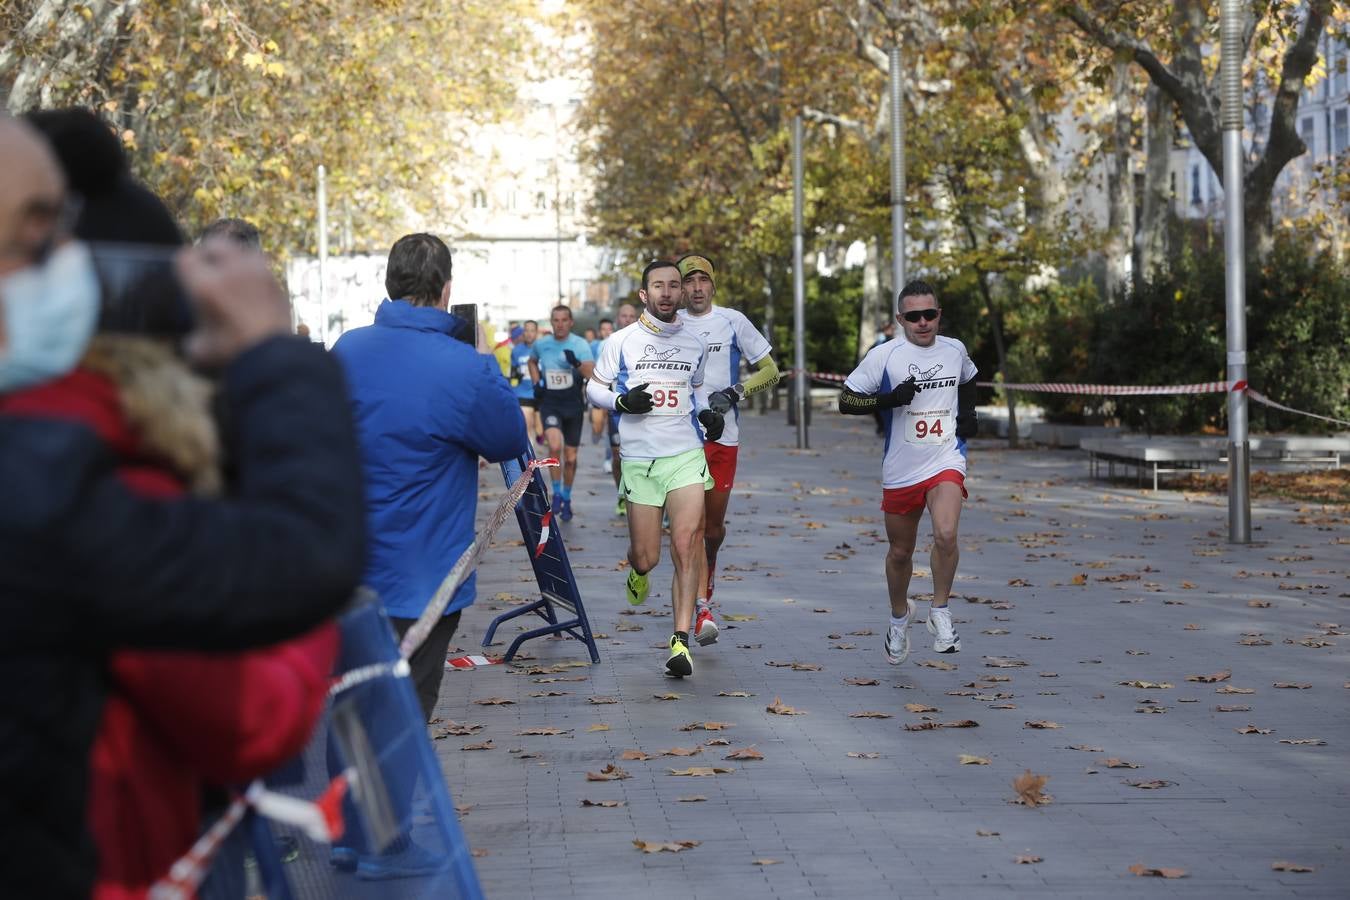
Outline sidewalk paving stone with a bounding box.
[439,410,1347,898]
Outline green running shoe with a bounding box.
[625,569,650,606]
[615,496,627,517]
[665,634,693,678]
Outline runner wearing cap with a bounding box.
[528,305,594,521]
[676,253,779,647]
[586,261,725,677]
[510,320,542,444]
[605,301,640,515]
[837,279,978,664]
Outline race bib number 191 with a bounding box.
[903,408,953,445]
[646,379,690,416]
[545,369,574,390]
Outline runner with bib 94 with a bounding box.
[837,280,978,665]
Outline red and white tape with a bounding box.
[787,369,1348,427]
[398,457,559,660]
[149,771,354,900]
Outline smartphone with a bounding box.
[88,242,194,337]
[449,303,478,345]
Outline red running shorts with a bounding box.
[881,470,967,516]
[703,441,739,493]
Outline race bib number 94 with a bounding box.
[545,369,574,390]
[646,379,691,416]
[903,408,953,445]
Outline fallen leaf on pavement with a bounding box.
[1100,758,1141,768]
[725,747,765,760]
[1008,578,1032,587]
[620,750,658,761]
[850,710,893,719]
[471,848,488,858]
[1024,721,1062,729]
[976,829,1000,837]
[434,722,485,737]
[1271,861,1314,872]
[845,678,880,686]
[461,741,494,751]
[668,766,734,777]
[764,660,823,671]
[722,614,757,622]
[530,690,569,697]
[1216,686,1256,694]
[917,659,958,670]
[517,727,570,736]
[1066,745,1103,752]
[1125,779,1174,789]
[752,859,782,866]
[1272,682,1311,689]
[1186,670,1231,683]
[680,721,734,731]
[1278,738,1326,746]
[473,697,515,706]
[588,696,619,705]
[653,693,682,701]
[1236,725,1274,734]
[677,796,706,802]
[1129,864,1187,879]
[587,724,610,732]
[1015,854,1043,864]
[580,799,624,808]
[905,720,980,731]
[1119,681,1172,689]
[1239,636,1272,646]
[1070,573,1088,585]
[1247,600,1272,608]
[662,747,702,756]
[905,703,940,713]
[1012,770,1050,807]
[586,764,631,781]
[633,839,700,854]
[766,697,805,715]
[959,754,991,765]
[847,752,880,759]
[985,657,1029,668]
[717,690,754,697]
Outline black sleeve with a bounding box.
[838,387,886,415]
[956,378,978,438]
[0,336,367,653]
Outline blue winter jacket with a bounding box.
[333,300,529,620]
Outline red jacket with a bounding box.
[0,368,338,899]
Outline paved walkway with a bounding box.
[441,409,1348,899]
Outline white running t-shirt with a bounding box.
[679,305,772,447]
[591,313,710,461]
[844,335,978,489]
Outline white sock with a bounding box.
[696,598,709,610]
[889,613,908,630]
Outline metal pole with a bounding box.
[1220,0,1250,542]
[317,164,329,347]
[792,114,808,450]
[888,44,906,317]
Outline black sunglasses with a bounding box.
[901,308,939,323]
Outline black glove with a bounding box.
[698,408,725,442]
[563,349,581,368]
[533,382,546,402]
[616,382,653,414]
[708,387,740,415]
[878,375,920,410]
[955,379,977,438]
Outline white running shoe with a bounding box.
[603,458,613,474]
[884,600,914,665]
[927,606,961,653]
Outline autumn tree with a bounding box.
[1,0,533,253]
[1062,0,1338,262]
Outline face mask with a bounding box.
[0,242,100,393]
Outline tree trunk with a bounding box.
[1137,84,1174,284]
[857,237,884,362]
[975,270,1018,449]
[1103,61,1135,302]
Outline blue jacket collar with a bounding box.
[375,298,463,335]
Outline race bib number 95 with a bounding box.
[646,380,690,416]
[903,408,953,445]
[545,369,574,390]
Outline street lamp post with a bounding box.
[1220,0,1251,543]
[792,114,808,450]
[888,43,906,314]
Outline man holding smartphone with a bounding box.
[333,233,528,720]
[836,280,978,666]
